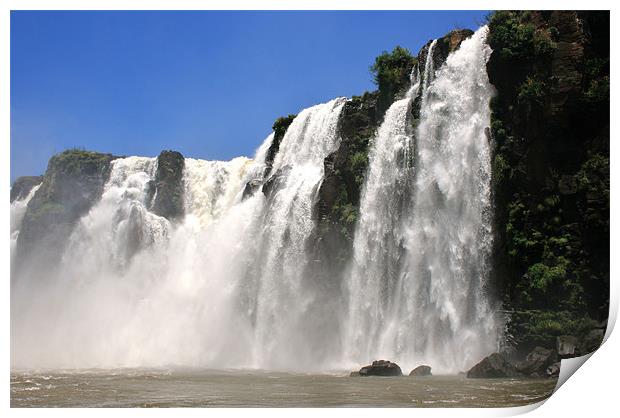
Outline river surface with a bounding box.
[11,369,557,407]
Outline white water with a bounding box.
[12,29,498,373]
[343,27,497,373]
[11,98,349,370]
[10,183,42,258]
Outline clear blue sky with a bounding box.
[10,10,489,182]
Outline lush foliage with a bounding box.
[370,46,417,115]
[272,114,296,140]
[487,11,557,62]
[506,309,603,352]
[487,11,609,352]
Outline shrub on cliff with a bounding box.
[370,46,417,115]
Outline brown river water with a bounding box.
[11,369,557,408]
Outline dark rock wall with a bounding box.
[149,150,185,220]
[487,11,609,354]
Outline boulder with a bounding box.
[517,346,558,377]
[546,362,561,378]
[409,365,432,376]
[358,360,403,377]
[580,328,605,354]
[557,335,578,358]
[466,353,522,378]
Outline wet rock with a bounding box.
[262,166,291,198]
[242,179,262,200]
[546,362,561,378]
[150,150,185,220]
[557,335,578,358]
[264,114,296,178]
[358,360,403,377]
[517,346,558,377]
[466,353,522,378]
[409,365,432,376]
[349,371,361,377]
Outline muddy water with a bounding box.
[11,369,557,407]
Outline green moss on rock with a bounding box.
[15,149,119,275]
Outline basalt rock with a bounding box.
[409,365,432,376]
[546,362,561,378]
[517,346,558,377]
[149,150,185,220]
[467,353,522,378]
[358,360,403,377]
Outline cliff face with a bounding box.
[487,11,609,353]
[14,150,119,275]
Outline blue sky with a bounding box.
[10,10,488,182]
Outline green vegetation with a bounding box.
[265,114,297,173]
[517,77,546,105]
[507,310,602,351]
[48,148,117,178]
[487,11,556,62]
[370,46,417,115]
[272,114,296,140]
[487,11,609,352]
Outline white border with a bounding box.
[2,1,617,417]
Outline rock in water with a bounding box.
[546,362,561,378]
[358,360,402,377]
[409,365,432,376]
[466,353,521,378]
[557,335,578,358]
[517,346,558,377]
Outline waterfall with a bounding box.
[421,39,438,97]
[343,26,497,373]
[11,27,498,373]
[11,98,348,370]
[248,97,347,369]
[10,182,42,258]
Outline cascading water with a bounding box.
[343,26,498,373]
[11,28,498,373]
[343,66,421,365]
[11,98,349,370]
[247,97,347,369]
[10,182,42,258]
